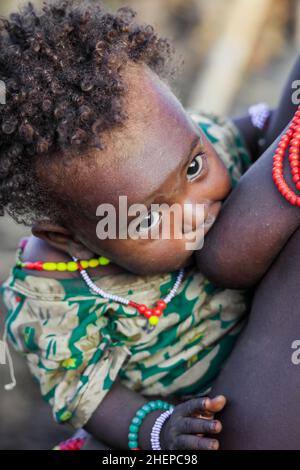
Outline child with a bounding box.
[0,0,296,450]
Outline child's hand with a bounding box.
[160,395,226,450]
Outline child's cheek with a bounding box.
[211,148,231,198]
[219,162,231,199]
[204,137,231,199]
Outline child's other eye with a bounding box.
[186,154,204,181]
[136,210,161,233]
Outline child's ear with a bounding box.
[31,222,95,259]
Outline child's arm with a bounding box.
[84,380,225,450]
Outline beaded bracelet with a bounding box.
[128,400,174,450]
[248,102,272,149]
[249,102,271,131]
[151,408,174,450]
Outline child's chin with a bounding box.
[154,255,194,274]
[178,255,195,269]
[183,260,194,270]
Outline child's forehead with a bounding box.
[78,120,200,217]
[40,64,201,213]
[83,103,198,205]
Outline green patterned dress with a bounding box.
[1,111,251,429]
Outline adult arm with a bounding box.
[196,56,300,289]
[196,128,300,289]
[211,221,300,449]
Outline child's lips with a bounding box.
[207,201,222,224]
[180,202,221,255]
[202,202,222,234]
[183,201,222,239]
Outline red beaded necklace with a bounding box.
[273,106,300,205]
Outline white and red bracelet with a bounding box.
[150,408,174,450]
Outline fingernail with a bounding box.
[211,421,217,431]
[210,440,219,450]
[212,421,221,432]
[204,398,210,408]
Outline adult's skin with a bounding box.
[196,58,300,449]
[197,131,300,449]
[197,56,300,290]
[211,225,300,449]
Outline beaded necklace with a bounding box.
[16,239,185,327]
[273,105,300,205]
[16,239,110,271]
[73,255,185,327]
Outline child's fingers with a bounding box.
[178,417,222,435]
[179,396,226,418]
[176,435,219,450]
[204,395,227,413]
[178,397,209,417]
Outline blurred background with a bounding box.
[0,0,299,449]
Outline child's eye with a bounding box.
[186,154,204,181]
[136,211,161,233]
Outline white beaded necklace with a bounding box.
[73,255,185,327]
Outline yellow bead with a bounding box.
[99,256,110,266]
[80,260,89,269]
[67,261,78,272]
[88,258,99,268]
[56,262,67,271]
[43,262,57,271]
[61,357,77,369]
[60,411,72,422]
[149,316,159,326]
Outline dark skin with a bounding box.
[197,58,300,288]
[84,383,226,450]
[210,225,300,449]
[29,63,231,277]
[195,128,300,289]
[23,63,231,450]
[196,56,300,288]
[196,56,300,448]
[22,57,300,449]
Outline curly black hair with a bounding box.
[0,0,175,225]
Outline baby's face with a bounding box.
[45,65,231,274]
